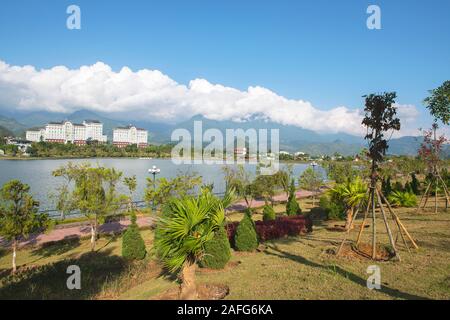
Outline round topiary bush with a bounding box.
[234,212,259,251]
[262,204,276,221]
[199,226,231,269]
[122,214,146,260]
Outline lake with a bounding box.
[0,158,322,210]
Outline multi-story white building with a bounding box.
[25,120,107,144]
[26,128,46,142]
[113,125,148,148]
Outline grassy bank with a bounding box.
[1,197,449,300]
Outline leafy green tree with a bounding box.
[124,175,137,212]
[199,225,231,269]
[424,80,450,125]
[299,167,323,206]
[324,161,359,184]
[223,165,257,207]
[252,174,277,205]
[262,203,276,221]
[153,188,235,299]
[0,180,51,273]
[234,210,259,251]
[122,212,146,260]
[145,171,202,209]
[286,179,301,215]
[53,163,123,251]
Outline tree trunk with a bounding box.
[90,222,97,252]
[344,207,354,230]
[12,239,17,274]
[179,260,198,300]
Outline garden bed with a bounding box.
[226,215,312,246]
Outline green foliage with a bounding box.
[410,173,420,195]
[381,176,393,196]
[199,226,231,269]
[16,141,174,159]
[286,179,301,215]
[388,190,417,207]
[154,189,235,272]
[0,180,50,241]
[393,181,404,192]
[223,165,256,207]
[299,167,323,192]
[424,80,450,125]
[234,211,259,251]
[262,204,276,221]
[122,213,146,260]
[145,171,202,208]
[324,161,360,184]
[52,163,124,250]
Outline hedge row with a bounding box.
[226,215,312,245]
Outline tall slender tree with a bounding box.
[0,180,50,273]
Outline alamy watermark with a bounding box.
[366,265,381,290]
[67,5,81,30]
[367,5,381,30]
[66,265,81,290]
[170,121,280,175]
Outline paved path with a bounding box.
[1,189,322,249]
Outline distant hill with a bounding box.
[1,110,448,156]
[0,125,14,137]
[0,115,27,136]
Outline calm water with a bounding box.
[0,158,320,210]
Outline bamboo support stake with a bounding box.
[356,189,373,246]
[416,182,431,213]
[371,186,377,260]
[376,188,401,261]
[379,190,419,249]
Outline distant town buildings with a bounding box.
[26,120,107,144]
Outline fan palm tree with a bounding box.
[329,177,368,230]
[153,188,235,299]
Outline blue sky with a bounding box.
[0,0,449,135]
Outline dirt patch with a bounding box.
[329,242,394,261]
[152,284,230,300]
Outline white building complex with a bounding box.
[113,125,148,148]
[26,120,107,145]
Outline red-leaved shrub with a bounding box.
[226,215,312,246]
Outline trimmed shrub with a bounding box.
[234,212,259,251]
[227,215,312,244]
[262,204,276,221]
[410,173,420,195]
[286,179,301,215]
[199,226,231,269]
[319,195,345,220]
[122,213,146,260]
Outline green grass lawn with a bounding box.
[1,197,449,300]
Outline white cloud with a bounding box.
[0,60,421,136]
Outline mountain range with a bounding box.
[0,109,447,157]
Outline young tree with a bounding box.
[53,163,123,251]
[124,175,137,212]
[423,80,450,126]
[0,180,50,273]
[154,188,235,299]
[299,167,324,206]
[145,171,202,209]
[222,165,256,207]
